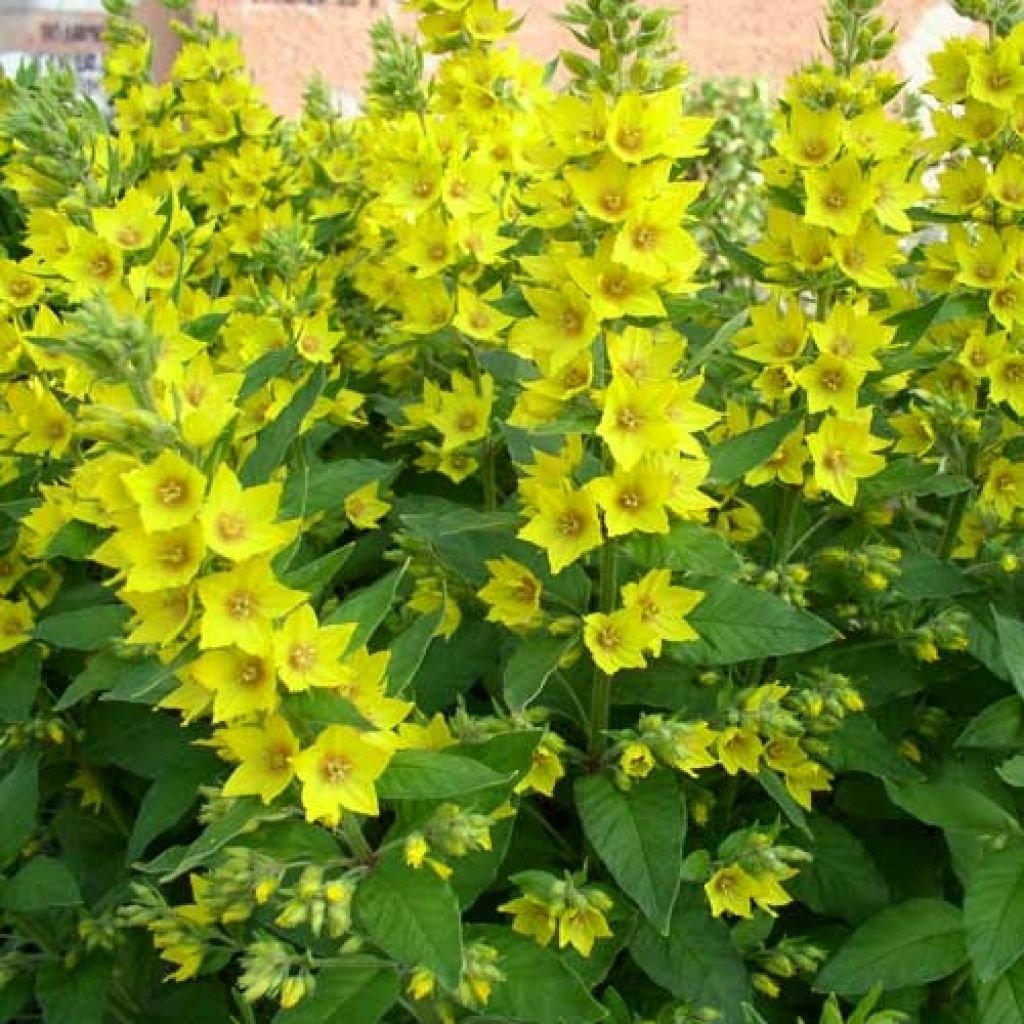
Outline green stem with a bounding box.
[587,539,618,761]
[463,338,498,511]
[339,817,373,863]
[775,484,802,565]
[939,438,980,560]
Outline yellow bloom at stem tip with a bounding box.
[292,725,395,827]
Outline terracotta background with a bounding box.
[141,0,966,113]
[81,0,966,113]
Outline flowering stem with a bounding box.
[463,338,498,511]
[588,538,618,761]
[775,484,802,564]
[939,437,981,560]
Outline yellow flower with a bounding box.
[217,713,299,803]
[478,557,543,629]
[795,355,865,416]
[620,568,702,656]
[426,372,493,453]
[518,484,603,575]
[809,299,893,372]
[583,607,654,675]
[0,599,32,653]
[191,645,278,722]
[613,197,702,281]
[123,523,206,592]
[92,189,164,250]
[292,725,395,827]
[804,155,872,236]
[782,759,833,810]
[564,153,663,223]
[716,727,763,776]
[968,42,1024,109]
[557,892,613,957]
[273,604,357,691]
[567,240,666,322]
[619,741,656,779]
[344,482,390,530]
[806,411,889,506]
[200,465,297,562]
[734,302,806,365]
[0,260,44,308]
[123,451,207,533]
[121,587,193,645]
[705,865,759,918]
[597,376,682,469]
[197,558,305,653]
[981,457,1024,522]
[588,462,671,538]
[831,219,900,289]
[514,733,565,797]
[508,283,598,370]
[498,893,557,946]
[773,102,842,167]
[665,720,718,776]
[4,380,73,457]
[989,354,1024,415]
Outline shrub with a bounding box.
[0,0,1022,1022]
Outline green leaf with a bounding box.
[670,580,837,665]
[885,762,1020,835]
[148,798,261,881]
[240,346,292,401]
[979,958,1024,1024]
[629,885,750,1023]
[377,750,508,800]
[623,521,742,577]
[280,544,353,597]
[895,552,975,600]
[273,963,399,1024]
[814,898,967,995]
[355,850,463,989]
[859,461,970,503]
[999,755,1024,787]
[0,972,32,1023]
[280,459,399,519]
[46,520,104,560]
[240,366,326,486]
[467,925,606,1024]
[387,609,443,695]
[129,757,216,860]
[994,610,1024,699]
[824,714,922,783]
[965,840,1024,982]
[234,820,342,862]
[0,646,40,722]
[452,731,543,782]
[504,635,575,711]
[0,751,39,865]
[324,562,408,649]
[707,409,803,484]
[756,769,811,836]
[34,604,129,650]
[0,856,81,911]
[788,817,888,924]
[57,651,174,710]
[958,698,1024,750]
[36,955,110,1024]
[576,770,685,934]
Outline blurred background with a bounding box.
[1,0,974,114]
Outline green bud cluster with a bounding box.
[366,19,428,118]
[557,1,683,95]
[824,0,897,74]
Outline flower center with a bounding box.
[288,642,318,673]
[216,512,247,543]
[227,590,257,620]
[157,477,188,507]
[320,754,352,785]
[558,511,583,537]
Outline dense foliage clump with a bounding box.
[0,0,1022,1022]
